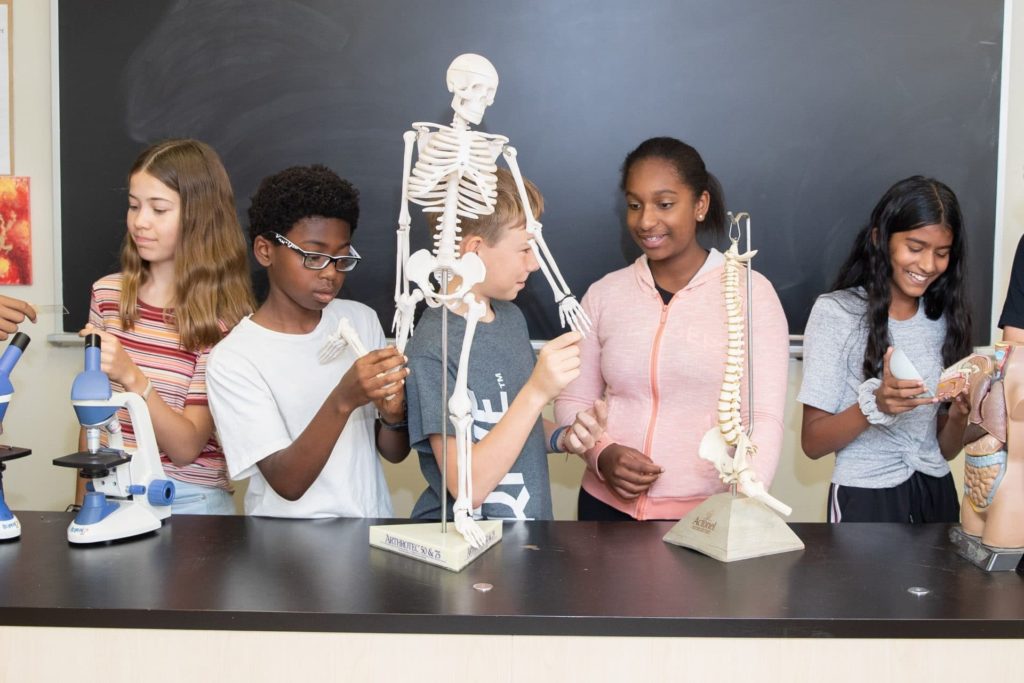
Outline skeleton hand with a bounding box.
[558,295,592,336]
[560,399,608,455]
[452,499,487,548]
[393,291,424,354]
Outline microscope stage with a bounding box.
[0,446,30,463]
[53,449,130,469]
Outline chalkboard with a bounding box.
[57,0,1003,341]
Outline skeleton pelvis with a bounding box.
[406,249,486,302]
[698,426,734,475]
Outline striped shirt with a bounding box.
[88,273,230,491]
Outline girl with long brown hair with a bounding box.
[79,138,254,514]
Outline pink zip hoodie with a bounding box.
[555,251,790,520]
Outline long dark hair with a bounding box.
[831,175,972,379]
[620,136,726,240]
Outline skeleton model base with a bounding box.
[369,520,501,572]
[664,493,804,563]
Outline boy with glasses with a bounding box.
[207,165,409,517]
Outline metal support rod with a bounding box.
[744,214,755,439]
[440,269,449,534]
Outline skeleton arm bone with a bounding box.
[502,145,591,334]
[393,130,419,337]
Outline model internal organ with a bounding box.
[698,214,791,516]
[958,344,1024,549]
[391,54,588,548]
[937,353,987,402]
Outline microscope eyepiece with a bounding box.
[83,333,101,349]
[9,332,29,352]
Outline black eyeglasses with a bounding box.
[266,232,361,272]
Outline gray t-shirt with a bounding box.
[406,300,552,520]
[798,288,950,488]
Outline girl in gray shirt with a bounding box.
[799,176,972,522]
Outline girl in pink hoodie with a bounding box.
[555,137,790,521]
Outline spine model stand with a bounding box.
[698,213,790,516]
[391,54,589,547]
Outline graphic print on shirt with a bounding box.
[468,375,533,519]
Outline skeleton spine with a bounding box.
[718,243,747,446]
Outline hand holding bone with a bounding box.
[336,348,408,414]
[526,331,582,402]
[561,399,608,455]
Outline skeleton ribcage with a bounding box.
[407,127,501,225]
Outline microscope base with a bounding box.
[68,502,164,544]
[0,515,19,540]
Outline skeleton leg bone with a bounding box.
[449,293,488,548]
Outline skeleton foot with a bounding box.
[319,317,368,364]
[453,501,486,548]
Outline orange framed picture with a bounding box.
[0,176,30,284]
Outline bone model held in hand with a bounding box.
[698,213,791,516]
[319,317,368,363]
[319,317,399,401]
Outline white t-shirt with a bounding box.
[207,300,394,518]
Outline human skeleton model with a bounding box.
[391,54,588,547]
[697,214,791,516]
[952,343,1024,549]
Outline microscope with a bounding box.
[0,332,31,541]
[53,334,175,544]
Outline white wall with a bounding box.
[3,1,1022,521]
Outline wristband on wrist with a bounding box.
[140,379,154,402]
[549,425,569,452]
[857,377,898,426]
[378,414,408,431]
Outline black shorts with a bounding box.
[827,471,960,523]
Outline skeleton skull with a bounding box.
[446,53,498,125]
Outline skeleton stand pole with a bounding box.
[440,270,449,534]
[744,216,754,440]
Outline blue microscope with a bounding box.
[52,334,175,543]
[0,332,31,541]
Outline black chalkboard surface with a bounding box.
[57,0,1002,340]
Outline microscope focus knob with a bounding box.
[147,479,175,507]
